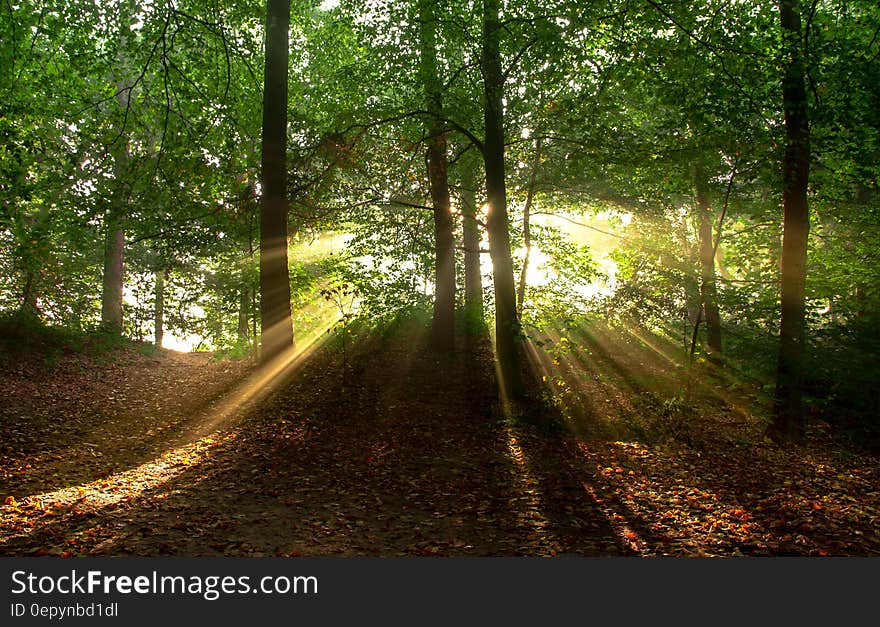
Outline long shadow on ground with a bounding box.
[0,349,252,495]
[522,320,880,556]
[1,319,630,556]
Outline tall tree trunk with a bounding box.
[101,208,125,333]
[482,0,523,398]
[694,170,723,358]
[771,0,811,442]
[516,137,541,316]
[101,79,129,334]
[419,0,455,351]
[252,283,259,342]
[259,0,294,362]
[460,162,484,314]
[154,269,165,348]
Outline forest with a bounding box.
[1,0,878,557]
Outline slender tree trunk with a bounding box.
[482,0,523,398]
[99,12,135,336]
[517,137,541,316]
[460,162,484,314]
[419,0,455,351]
[852,187,870,318]
[20,270,38,317]
[101,208,125,333]
[154,269,165,347]
[18,207,47,319]
[259,0,294,362]
[854,285,866,318]
[252,283,258,342]
[238,283,250,341]
[771,0,811,442]
[427,115,456,350]
[694,170,723,358]
[101,78,130,334]
[242,213,256,343]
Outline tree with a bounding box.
[459,157,484,316]
[153,268,166,347]
[418,0,456,351]
[770,0,812,442]
[694,168,723,358]
[482,0,523,398]
[101,78,130,334]
[259,0,295,362]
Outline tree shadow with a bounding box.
[1,316,630,556]
[518,319,880,556]
[0,351,257,496]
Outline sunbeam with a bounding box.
[500,427,562,552]
[0,311,341,547]
[190,314,340,438]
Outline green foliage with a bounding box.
[455,304,489,337]
[0,314,131,362]
[600,210,698,334]
[805,316,880,448]
[518,222,602,325]
[2,0,879,447]
[333,205,435,323]
[212,337,258,361]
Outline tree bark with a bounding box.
[259,0,294,362]
[154,269,165,348]
[694,170,723,358]
[19,270,39,318]
[238,283,251,341]
[482,0,523,398]
[101,79,130,335]
[101,208,125,333]
[854,285,866,318]
[771,0,811,443]
[460,162,484,314]
[419,0,456,351]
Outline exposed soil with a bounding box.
[1,320,878,556]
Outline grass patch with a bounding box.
[0,315,137,365]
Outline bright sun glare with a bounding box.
[479,209,627,301]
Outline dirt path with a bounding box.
[1,321,878,556]
[0,324,631,556]
[0,348,250,496]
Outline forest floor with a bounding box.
[1,317,879,557]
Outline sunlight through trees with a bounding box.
[1,0,879,558]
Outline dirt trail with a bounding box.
[0,324,630,556]
[0,349,250,495]
[1,321,878,556]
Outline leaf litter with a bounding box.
[1,323,877,557]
